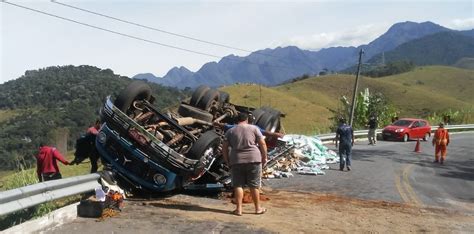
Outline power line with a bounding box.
[2,1,298,71]
[2,1,222,59]
[50,0,318,72]
[52,0,260,55]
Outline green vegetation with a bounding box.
[0,65,189,171]
[222,65,473,134]
[369,31,474,66]
[0,110,18,124]
[329,88,398,131]
[362,61,416,78]
[222,84,333,134]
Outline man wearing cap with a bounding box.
[222,112,268,216]
[335,118,354,171]
[432,122,450,164]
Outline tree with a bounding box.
[329,88,398,131]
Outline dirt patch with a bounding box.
[45,188,474,233]
[139,189,474,233]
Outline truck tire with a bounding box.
[187,131,221,178]
[197,89,220,111]
[261,107,281,131]
[177,104,214,123]
[114,81,152,113]
[218,91,230,104]
[187,131,221,160]
[190,85,210,107]
[251,109,266,124]
[256,112,280,133]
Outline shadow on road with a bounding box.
[146,202,230,215]
[392,157,474,182]
[352,149,398,162]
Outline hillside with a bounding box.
[368,31,474,65]
[221,85,333,134]
[0,66,188,170]
[454,58,474,70]
[222,66,473,134]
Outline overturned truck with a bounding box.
[96,81,287,194]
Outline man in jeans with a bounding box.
[222,112,268,216]
[335,118,354,171]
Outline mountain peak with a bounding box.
[387,21,446,33]
[165,66,193,77]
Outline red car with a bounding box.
[382,118,431,142]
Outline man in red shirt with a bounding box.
[86,120,100,135]
[35,144,70,182]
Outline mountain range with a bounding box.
[135,21,474,89]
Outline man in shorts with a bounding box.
[222,112,268,216]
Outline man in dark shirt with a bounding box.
[335,118,354,171]
[367,115,378,145]
[222,112,268,216]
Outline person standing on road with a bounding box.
[35,143,70,182]
[367,115,378,145]
[432,122,450,164]
[222,112,268,216]
[335,118,354,171]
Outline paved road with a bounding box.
[35,132,473,233]
[267,132,474,213]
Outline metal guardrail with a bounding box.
[0,173,100,216]
[0,124,473,217]
[317,124,474,143]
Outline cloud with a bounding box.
[281,24,389,50]
[446,18,474,30]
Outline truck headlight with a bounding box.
[97,132,107,144]
[153,173,167,185]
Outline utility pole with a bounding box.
[349,49,364,127]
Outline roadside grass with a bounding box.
[223,65,473,133]
[0,152,92,230]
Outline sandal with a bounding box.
[255,208,267,215]
[231,210,242,216]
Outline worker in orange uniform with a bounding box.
[432,122,450,164]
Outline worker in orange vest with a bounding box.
[432,122,450,164]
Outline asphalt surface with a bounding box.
[266,132,474,213]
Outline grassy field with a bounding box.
[221,65,474,134]
[0,110,19,124]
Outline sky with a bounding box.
[1,0,473,83]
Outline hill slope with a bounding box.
[368,31,474,65]
[222,66,473,134]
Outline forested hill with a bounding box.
[0,65,188,170]
[0,65,186,110]
[368,31,474,65]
